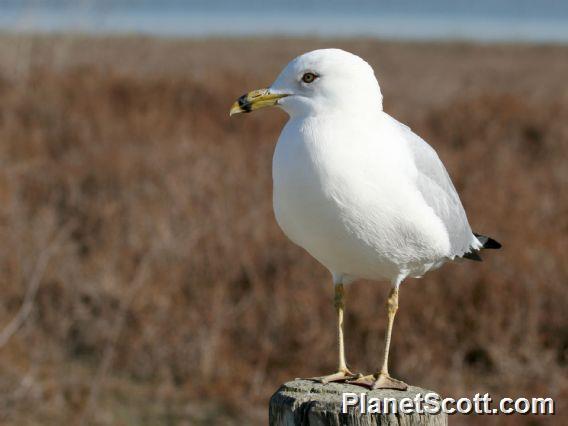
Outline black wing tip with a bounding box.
[462,250,483,261]
[462,233,502,262]
[474,233,502,250]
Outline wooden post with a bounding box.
[269,379,447,426]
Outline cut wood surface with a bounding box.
[269,379,448,426]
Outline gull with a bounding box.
[230,49,501,390]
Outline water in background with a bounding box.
[1,0,568,42]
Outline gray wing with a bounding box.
[391,117,479,257]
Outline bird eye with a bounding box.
[301,72,318,84]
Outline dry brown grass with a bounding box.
[0,34,566,425]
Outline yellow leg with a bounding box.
[312,283,361,383]
[349,287,407,390]
[380,286,398,376]
[336,283,348,372]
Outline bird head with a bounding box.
[230,49,383,118]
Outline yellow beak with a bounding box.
[229,88,289,116]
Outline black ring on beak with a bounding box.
[238,94,253,113]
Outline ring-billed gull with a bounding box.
[230,49,501,390]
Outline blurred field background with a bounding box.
[0,34,567,425]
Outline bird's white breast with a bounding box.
[272,113,451,283]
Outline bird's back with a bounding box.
[386,114,481,258]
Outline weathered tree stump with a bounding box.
[269,379,447,426]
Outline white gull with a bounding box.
[230,48,500,389]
